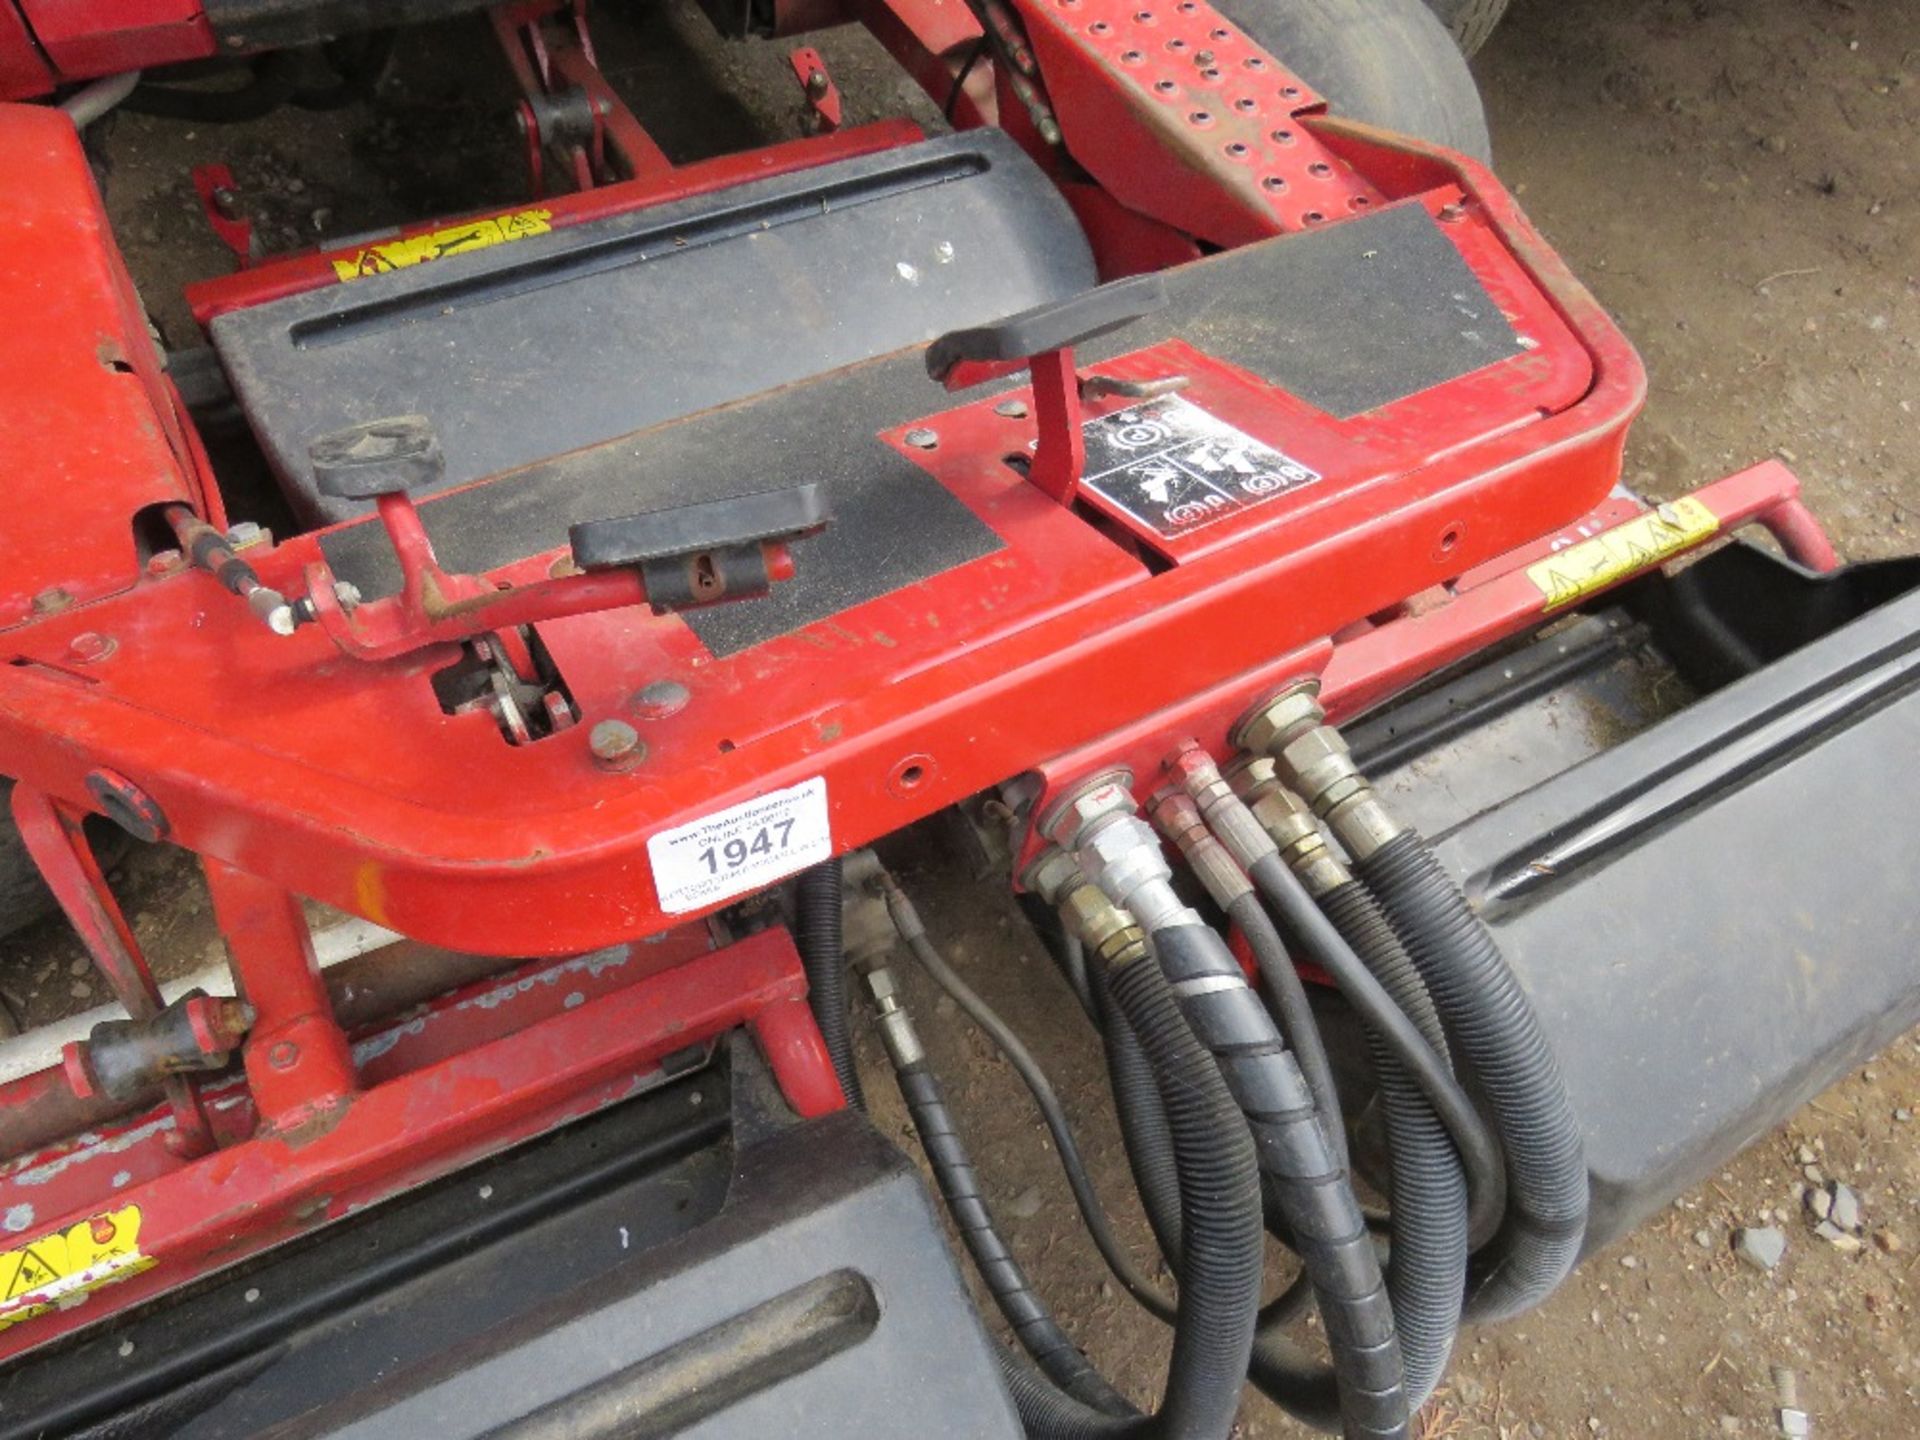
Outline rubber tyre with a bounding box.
[1211,0,1493,163]
[1424,0,1513,56]
[0,781,133,940]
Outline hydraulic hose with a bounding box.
[895,1056,1134,1415]
[1317,879,1468,1407]
[883,882,1177,1322]
[1353,830,1586,1322]
[1090,962,1185,1270]
[1151,920,1408,1440]
[1238,685,1588,1323]
[796,859,863,1109]
[1248,853,1502,1240]
[1226,890,1347,1171]
[869,905,1263,1439]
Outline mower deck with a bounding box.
[0,0,1912,1418]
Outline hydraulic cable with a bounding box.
[1236,682,1588,1323]
[863,887,1263,1439]
[1041,786,1410,1440]
[1217,756,1470,1407]
[878,875,1177,1323]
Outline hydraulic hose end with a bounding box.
[1147,784,1253,911]
[1274,726,1406,863]
[1161,738,1237,814]
[860,962,926,1070]
[1036,768,1137,851]
[1226,758,1352,896]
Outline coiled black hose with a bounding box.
[896,1061,1133,1415]
[1227,891,1348,1172]
[886,891,1175,1322]
[1150,921,1408,1440]
[796,859,863,1109]
[1319,880,1468,1408]
[1248,854,1502,1241]
[1091,964,1185,1269]
[1352,831,1587,1323]
[1003,952,1263,1439]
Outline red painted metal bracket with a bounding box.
[0,923,840,1360]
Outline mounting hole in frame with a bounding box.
[889,755,935,796]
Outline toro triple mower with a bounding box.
[0,0,1915,1435]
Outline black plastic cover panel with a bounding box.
[1410,574,1920,1252]
[0,1044,1022,1440]
[214,129,1098,524]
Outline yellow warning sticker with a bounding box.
[330,208,554,282]
[0,1205,153,1333]
[1526,497,1720,610]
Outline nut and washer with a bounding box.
[1230,679,1325,758]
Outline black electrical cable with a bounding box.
[1352,831,1587,1323]
[1247,854,1502,1241]
[883,882,1177,1323]
[796,859,863,1109]
[1150,919,1408,1440]
[1227,891,1348,1172]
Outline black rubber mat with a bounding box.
[317,202,1520,656]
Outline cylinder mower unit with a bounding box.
[0,0,1916,1436]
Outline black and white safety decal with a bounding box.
[1079,393,1321,538]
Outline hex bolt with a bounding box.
[904,428,940,450]
[806,70,829,96]
[146,549,185,577]
[31,587,73,615]
[589,719,645,771]
[267,1040,300,1070]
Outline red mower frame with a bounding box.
[0,0,1838,1360]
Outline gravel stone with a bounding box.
[1735,1226,1788,1272]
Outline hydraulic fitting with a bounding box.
[1145,784,1253,912]
[1023,845,1150,972]
[861,963,925,1070]
[1038,771,1200,936]
[1161,741,1276,874]
[1222,756,1352,898]
[1231,680,1406,863]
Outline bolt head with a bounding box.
[31,587,73,615]
[903,427,939,450]
[267,1040,300,1070]
[589,719,645,771]
[1020,846,1082,904]
[1038,769,1135,846]
[66,631,115,664]
[1231,680,1323,757]
[994,398,1030,419]
[146,549,184,577]
[631,680,691,720]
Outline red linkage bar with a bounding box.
[0,924,838,1361]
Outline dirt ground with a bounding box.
[5,0,1917,1433]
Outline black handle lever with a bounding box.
[925,274,1168,386]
